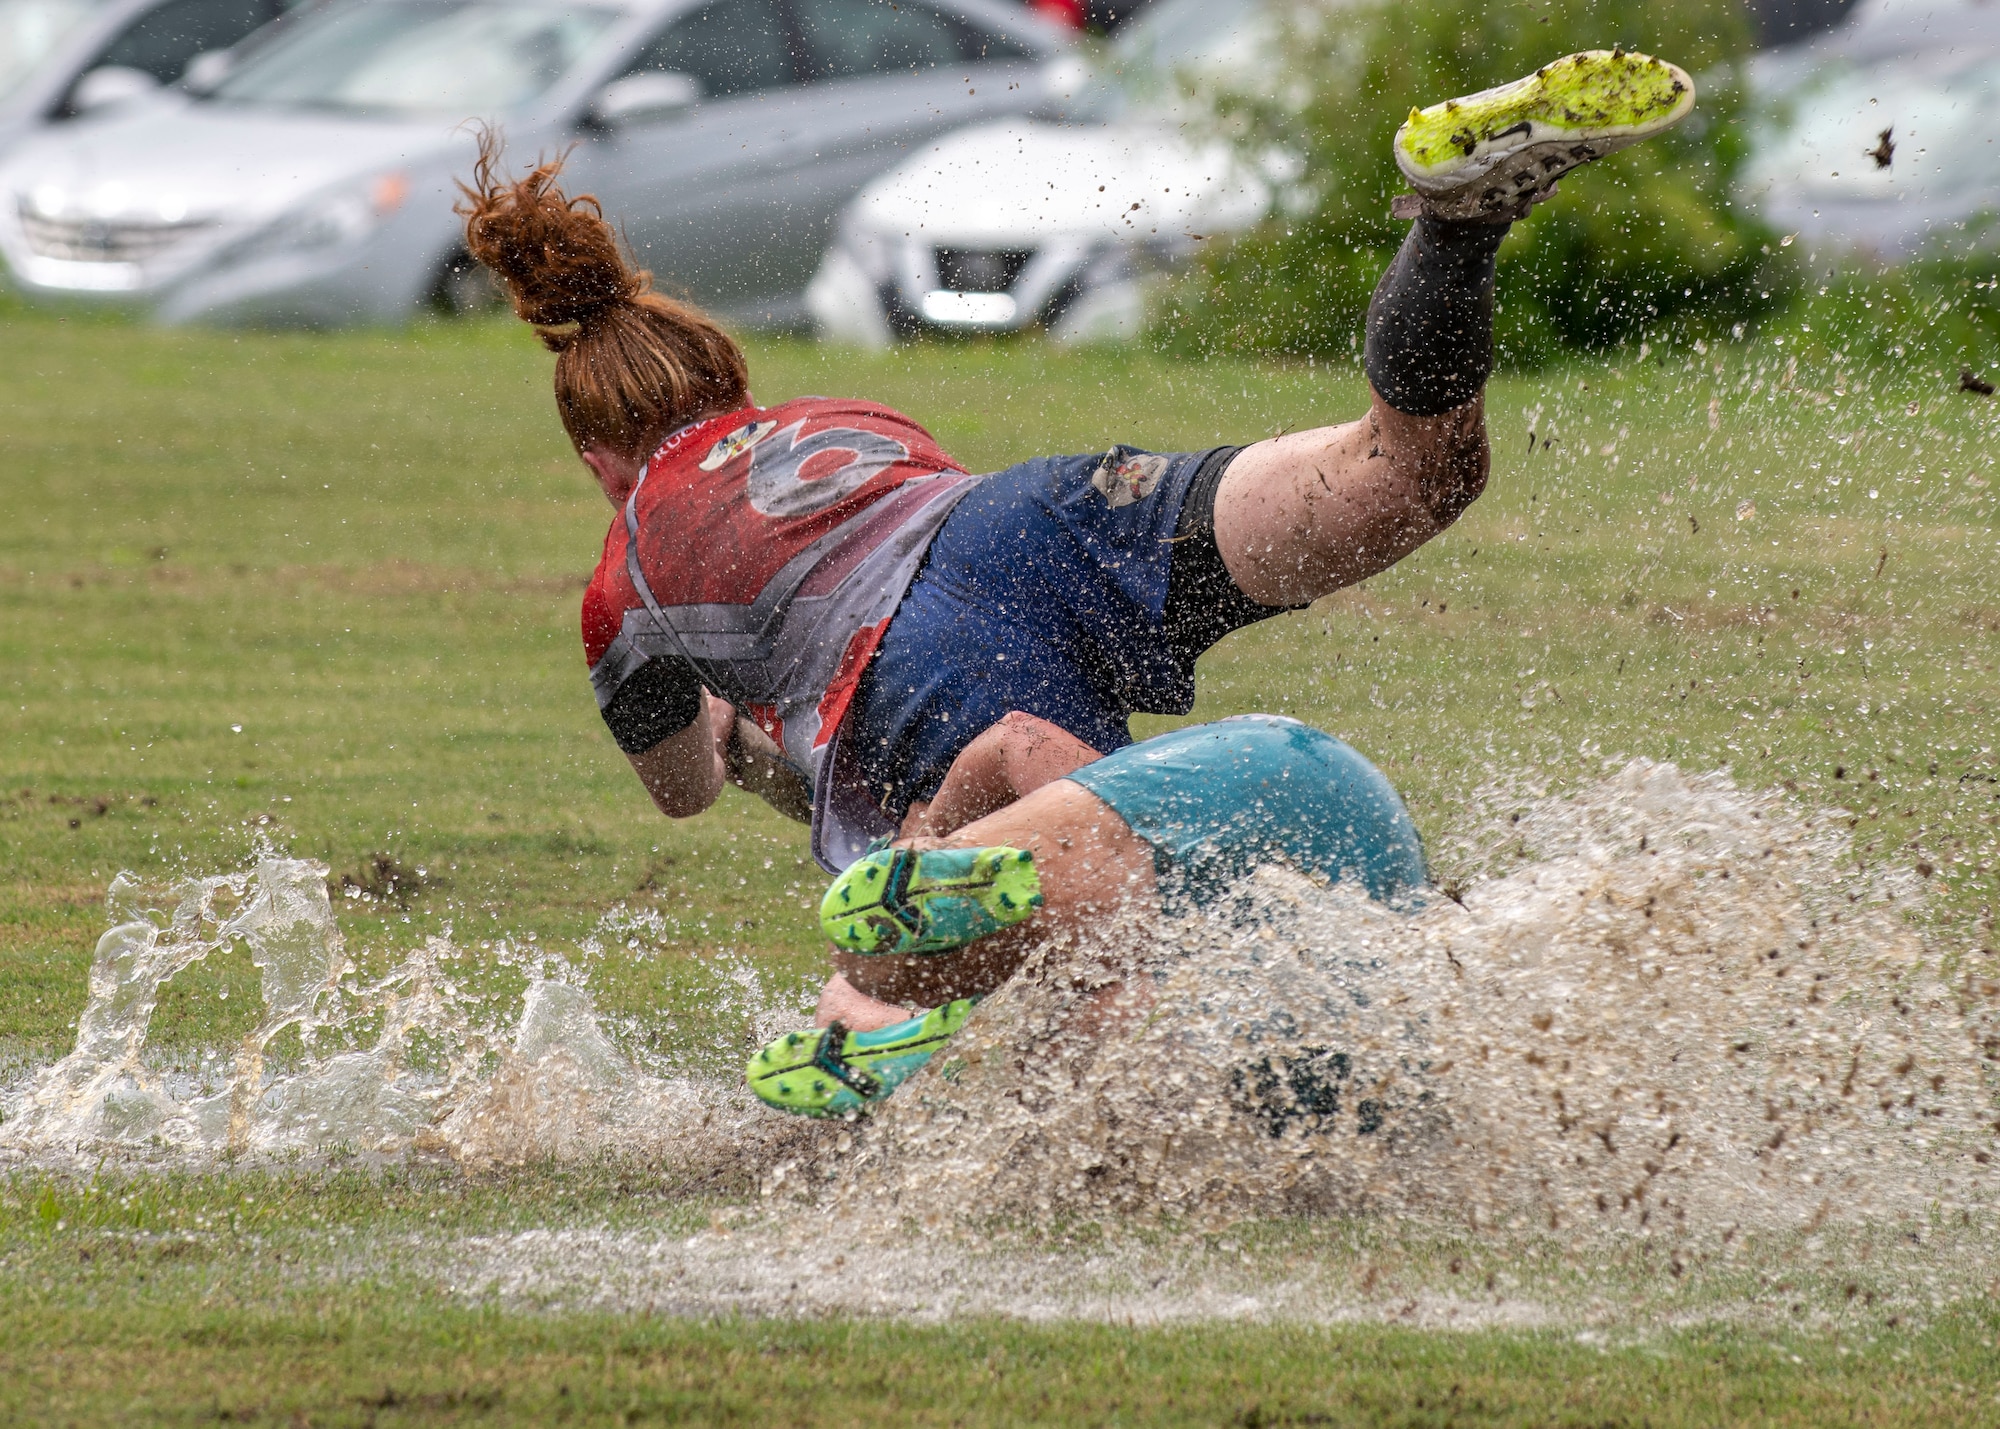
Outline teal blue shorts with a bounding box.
[1063,715,1429,912]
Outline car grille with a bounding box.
[17,209,215,264]
[935,246,1033,293]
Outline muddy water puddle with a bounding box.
[5,760,1997,1325]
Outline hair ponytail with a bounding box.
[457,129,749,458]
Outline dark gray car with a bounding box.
[0,0,1069,324]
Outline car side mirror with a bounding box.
[182,50,235,93]
[588,71,702,127]
[70,65,160,115]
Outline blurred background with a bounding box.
[5,0,2000,367]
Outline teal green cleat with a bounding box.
[1393,49,1695,220]
[746,999,977,1117]
[820,844,1042,957]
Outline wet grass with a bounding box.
[5,1295,1998,1426]
[4,1169,2000,1426]
[3,305,1999,1420]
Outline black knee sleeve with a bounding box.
[1362,217,1508,418]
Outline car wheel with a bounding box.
[430,250,505,317]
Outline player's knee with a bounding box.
[995,709,1047,739]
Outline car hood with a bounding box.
[0,95,465,227]
[847,120,1268,246]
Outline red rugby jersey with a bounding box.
[582,397,986,865]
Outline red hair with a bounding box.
[457,130,749,458]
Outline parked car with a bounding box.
[0,0,1070,325]
[807,0,1276,344]
[1741,0,2000,259]
[0,0,300,159]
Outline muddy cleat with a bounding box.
[820,844,1042,957]
[745,999,978,1116]
[1393,49,1695,221]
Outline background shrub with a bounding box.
[1765,222,2000,381]
[1155,0,1799,364]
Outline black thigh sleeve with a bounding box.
[601,658,704,755]
[1161,445,1302,668]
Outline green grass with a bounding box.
[4,1171,2000,1428]
[3,306,1999,1422]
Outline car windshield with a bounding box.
[1750,49,2000,201]
[208,0,618,117]
[0,0,111,100]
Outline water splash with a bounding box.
[0,858,800,1175]
[808,760,1999,1250]
[6,763,1996,1270]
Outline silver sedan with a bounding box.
[0,0,1069,324]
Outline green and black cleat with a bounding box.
[1393,49,1695,221]
[746,999,978,1117]
[820,844,1042,957]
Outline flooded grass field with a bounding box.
[2,306,1997,1422]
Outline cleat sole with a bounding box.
[1394,50,1695,219]
[747,999,978,1117]
[820,844,1043,956]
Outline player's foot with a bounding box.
[746,999,977,1116]
[1393,49,1694,221]
[820,844,1042,957]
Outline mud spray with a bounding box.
[5,761,1997,1325]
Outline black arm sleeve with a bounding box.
[601,658,704,755]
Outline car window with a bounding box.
[210,0,619,117]
[89,0,277,84]
[790,0,974,80]
[620,0,792,98]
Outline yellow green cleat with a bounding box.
[1393,49,1695,221]
[746,999,978,1117]
[820,844,1042,957]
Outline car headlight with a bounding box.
[235,171,409,261]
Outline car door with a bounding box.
[775,0,1043,278]
[570,0,815,317]
[575,0,1043,321]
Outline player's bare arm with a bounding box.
[625,691,732,819]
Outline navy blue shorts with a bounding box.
[1064,715,1429,912]
[845,445,1236,820]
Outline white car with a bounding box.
[808,0,1281,344]
[1741,0,2000,259]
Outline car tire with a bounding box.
[429,250,506,318]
